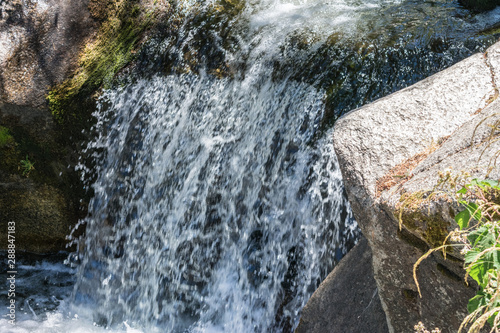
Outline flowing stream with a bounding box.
[2,0,500,332]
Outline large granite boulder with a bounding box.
[333,40,500,332]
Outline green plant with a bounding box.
[19,155,35,177]
[0,126,14,147]
[456,180,500,332]
[413,179,500,333]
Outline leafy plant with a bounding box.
[0,126,14,147]
[19,155,35,177]
[456,179,500,332]
[413,178,500,333]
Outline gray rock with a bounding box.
[485,40,500,89]
[296,237,388,333]
[333,41,500,332]
[0,0,96,108]
[0,0,96,252]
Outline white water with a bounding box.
[72,73,355,332]
[70,1,363,331]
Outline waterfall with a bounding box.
[70,1,371,332]
[68,0,500,331]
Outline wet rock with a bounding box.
[296,237,388,333]
[459,0,500,12]
[333,41,500,332]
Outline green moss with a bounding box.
[0,126,14,147]
[0,125,21,175]
[396,191,453,249]
[47,0,157,130]
[0,142,20,175]
[48,0,246,133]
[423,216,451,249]
[394,191,456,253]
[480,25,500,36]
[399,209,451,248]
[0,120,69,184]
[402,288,418,302]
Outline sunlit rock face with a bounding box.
[334,40,500,333]
[0,0,96,107]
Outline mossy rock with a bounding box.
[47,0,160,136]
[390,190,460,251]
[0,126,20,175]
[0,104,88,253]
[398,206,452,249]
[0,181,76,252]
[0,126,14,147]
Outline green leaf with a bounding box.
[466,252,491,285]
[465,249,481,265]
[457,186,468,194]
[487,313,499,327]
[470,179,500,191]
[467,262,485,286]
[466,251,500,286]
[477,232,496,249]
[471,179,482,188]
[455,210,471,230]
[468,226,490,247]
[491,251,500,270]
[468,294,486,313]
[482,179,500,190]
[465,203,482,222]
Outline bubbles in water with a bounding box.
[75,67,356,331]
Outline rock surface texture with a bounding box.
[0,0,96,252]
[332,40,500,332]
[296,236,389,333]
[0,0,96,108]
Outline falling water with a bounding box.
[70,1,387,331]
[74,24,355,333]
